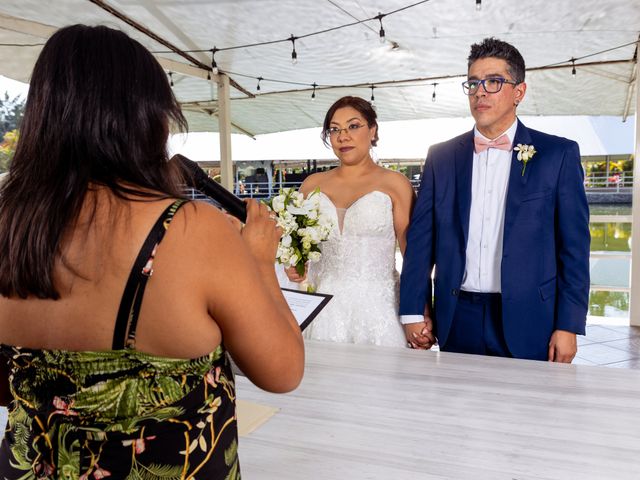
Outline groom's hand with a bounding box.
[548,329,577,363]
[404,317,435,349]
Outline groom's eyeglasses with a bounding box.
[462,77,519,95]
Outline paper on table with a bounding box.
[236,399,278,437]
[281,288,332,331]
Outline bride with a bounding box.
[286,96,419,347]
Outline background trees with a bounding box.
[0,92,25,173]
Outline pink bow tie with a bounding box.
[474,134,512,153]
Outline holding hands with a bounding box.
[404,316,436,350]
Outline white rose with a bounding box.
[286,205,309,216]
[272,195,286,213]
[302,197,318,211]
[306,226,321,243]
[302,240,311,251]
[281,234,292,247]
[293,192,304,207]
[308,251,321,263]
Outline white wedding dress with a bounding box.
[305,190,406,347]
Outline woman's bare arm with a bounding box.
[189,201,304,393]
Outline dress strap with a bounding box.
[112,199,189,350]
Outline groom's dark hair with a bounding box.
[468,37,526,84]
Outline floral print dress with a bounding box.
[0,200,240,479]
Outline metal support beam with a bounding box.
[0,12,55,37]
[155,57,218,83]
[217,73,233,192]
[622,38,638,122]
[629,60,640,326]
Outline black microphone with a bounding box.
[174,154,247,223]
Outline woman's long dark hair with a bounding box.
[0,24,188,299]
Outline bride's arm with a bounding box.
[389,173,416,255]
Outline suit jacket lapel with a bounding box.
[455,130,475,247]
[503,119,533,245]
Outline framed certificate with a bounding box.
[281,288,332,331]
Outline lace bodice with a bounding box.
[311,191,398,283]
[305,190,405,347]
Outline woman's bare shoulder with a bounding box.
[378,167,414,195]
[300,171,333,195]
[169,200,235,241]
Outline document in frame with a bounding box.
[281,288,332,331]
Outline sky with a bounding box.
[0,75,29,99]
[2,75,635,162]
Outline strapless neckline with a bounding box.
[319,191,391,235]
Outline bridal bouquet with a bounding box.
[266,187,333,277]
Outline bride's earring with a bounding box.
[370,146,379,164]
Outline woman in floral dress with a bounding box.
[0,24,303,479]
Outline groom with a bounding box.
[399,38,590,362]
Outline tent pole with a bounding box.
[217,73,233,192]
[629,61,640,326]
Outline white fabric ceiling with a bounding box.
[0,0,638,136]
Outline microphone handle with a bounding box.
[174,154,247,223]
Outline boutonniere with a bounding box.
[514,143,536,176]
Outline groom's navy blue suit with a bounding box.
[399,120,590,360]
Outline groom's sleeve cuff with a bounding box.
[400,315,425,325]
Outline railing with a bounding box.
[584,171,633,192]
[235,181,304,199]
[197,172,634,199]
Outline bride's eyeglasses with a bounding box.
[327,124,368,137]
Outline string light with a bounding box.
[370,85,376,102]
[376,13,386,43]
[211,46,219,74]
[431,82,437,102]
[207,71,211,81]
[168,71,174,87]
[311,82,317,99]
[290,35,298,64]
[475,0,482,11]
[257,76,263,91]
[152,35,638,104]
[151,0,432,57]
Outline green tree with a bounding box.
[0,91,25,137]
[0,129,18,173]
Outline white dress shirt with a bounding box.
[400,120,517,325]
[461,120,517,293]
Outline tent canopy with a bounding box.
[0,0,638,136]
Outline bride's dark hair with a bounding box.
[321,96,379,147]
[0,24,187,299]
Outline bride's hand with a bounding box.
[284,264,308,283]
[404,317,435,349]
